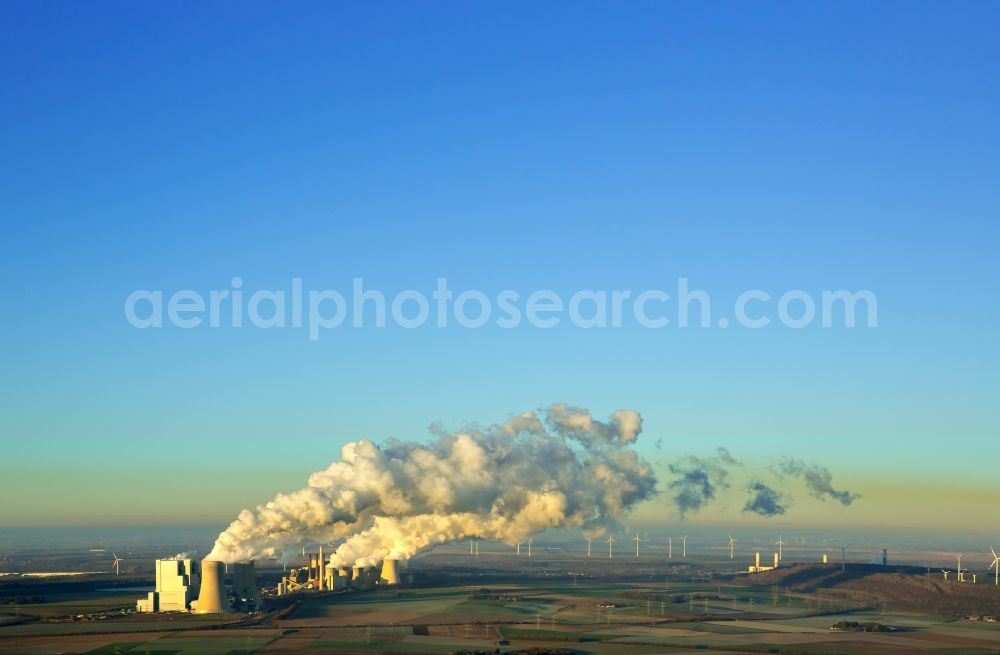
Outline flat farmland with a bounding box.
[4,577,1000,654]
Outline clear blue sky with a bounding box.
[1,1,997,528]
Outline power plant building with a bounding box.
[136,558,257,614]
[137,558,199,613]
[231,561,262,610]
[276,550,401,596]
[748,551,779,573]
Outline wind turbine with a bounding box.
[634,534,641,558]
[941,569,950,580]
[607,534,616,559]
[840,545,848,572]
[775,536,785,562]
[989,547,1000,587]
[585,537,592,557]
[516,541,522,556]
[668,537,672,559]
[527,538,533,558]
[111,553,122,576]
[955,554,964,582]
[728,534,737,559]
[681,535,687,558]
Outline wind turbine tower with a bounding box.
[681,535,687,558]
[775,536,785,562]
[634,534,641,558]
[668,537,672,559]
[728,535,736,559]
[586,537,592,557]
[111,553,122,576]
[955,554,964,582]
[607,534,616,559]
[989,547,1000,587]
[527,538,533,558]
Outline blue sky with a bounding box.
[1,2,997,528]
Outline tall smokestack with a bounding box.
[380,559,400,585]
[352,565,367,589]
[194,560,230,614]
[318,547,326,591]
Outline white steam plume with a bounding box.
[208,404,657,566]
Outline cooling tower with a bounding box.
[194,560,230,614]
[231,561,260,607]
[380,559,400,585]
[352,564,364,588]
[340,567,352,586]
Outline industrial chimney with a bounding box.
[318,547,327,591]
[194,560,230,614]
[380,559,400,585]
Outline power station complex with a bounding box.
[134,545,834,615]
[135,551,401,614]
[136,558,261,614]
[277,546,401,594]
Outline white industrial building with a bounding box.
[137,558,199,612]
[748,551,779,573]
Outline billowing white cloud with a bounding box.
[209,404,657,566]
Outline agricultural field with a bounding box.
[4,575,1000,654]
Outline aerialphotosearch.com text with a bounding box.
[124,277,878,340]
